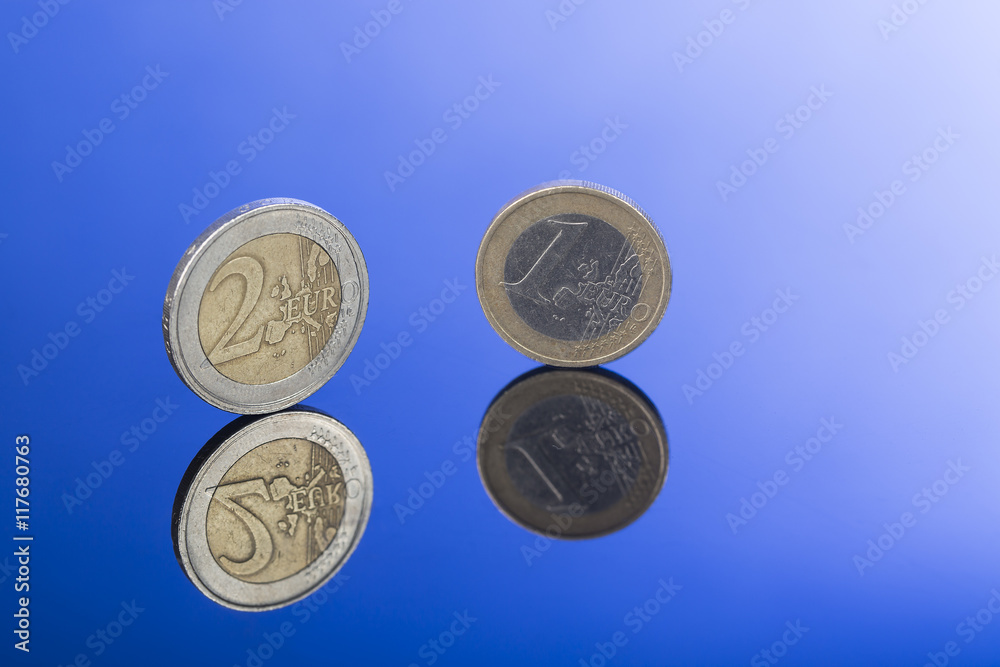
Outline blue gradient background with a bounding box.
[2,1,999,665]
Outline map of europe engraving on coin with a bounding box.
[164,199,369,413]
[173,409,373,611]
[476,181,671,366]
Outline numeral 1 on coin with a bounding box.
[502,219,587,305]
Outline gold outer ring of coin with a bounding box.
[172,409,373,612]
[475,180,672,367]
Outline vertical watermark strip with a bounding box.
[12,435,32,653]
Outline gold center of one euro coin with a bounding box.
[206,437,348,584]
[198,233,342,385]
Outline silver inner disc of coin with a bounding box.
[504,393,643,514]
[502,213,643,341]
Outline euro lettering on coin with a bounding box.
[477,367,668,541]
[164,199,368,413]
[476,181,671,366]
[173,408,373,611]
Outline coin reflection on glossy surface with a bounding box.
[477,367,667,539]
[172,408,372,611]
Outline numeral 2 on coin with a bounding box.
[207,256,266,365]
[212,479,273,577]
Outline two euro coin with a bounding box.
[163,199,368,413]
